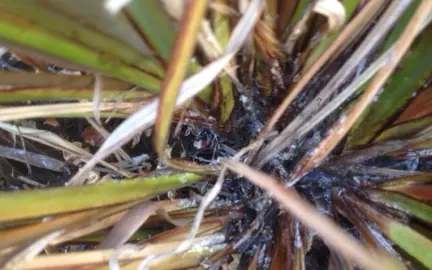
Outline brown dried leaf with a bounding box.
[82,127,104,147]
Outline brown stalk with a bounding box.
[270,213,292,270]
[254,18,282,59]
[9,51,50,71]
[142,214,235,245]
[221,159,399,270]
[328,140,408,167]
[0,201,139,251]
[97,201,158,249]
[286,0,432,185]
[50,211,126,245]
[276,0,298,37]
[51,199,194,245]
[154,0,208,156]
[0,209,98,250]
[19,234,226,269]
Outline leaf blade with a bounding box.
[0,10,161,91]
[0,172,202,222]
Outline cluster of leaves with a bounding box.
[0,0,431,269]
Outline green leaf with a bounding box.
[380,0,422,51]
[0,10,161,91]
[0,71,153,102]
[346,1,431,147]
[388,221,432,269]
[125,0,176,63]
[0,205,130,250]
[345,191,432,269]
[219,77,235,123]
[0,172,202,222]
[367,190,432,224]
[374,116,432,143]
[40,0,154,56]
[0,0,164,77]
[0,88,149,103]
[290,0,310,27]
[76,230,152,243]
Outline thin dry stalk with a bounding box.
[270,45,396,152]
[17,176,46,188]
[344,165,426,178]
[0,209,99,250]
[328,141,408,167]
[3,231,63,270]
[50,199,188,245]
[0,122,132,178]
[154,0,209,156]
[165,3,242,91]
[222,159,401,270]
[287,0,432,184]
[258,0,386,142]
[259,0,409,165]
[50,211,126,245]
[0,100,151,122]
[19,234,225,270]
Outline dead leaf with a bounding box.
[43,118,60,127]
[82,127,104,146]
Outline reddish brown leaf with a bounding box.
[394,87,432,124]
[379,174,432,200]
[383,185,432,200]
[82,127,104,146]
[270,213,292,270]
[9,51,50,71]
[276,0,298,36]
